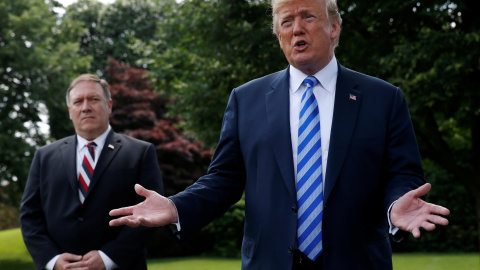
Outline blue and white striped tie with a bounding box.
[297,76,323,261]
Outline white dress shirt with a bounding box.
[45,126,118,270]
[289,55,338,188]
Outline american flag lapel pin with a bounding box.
[349,94,357,101]
[108,144,115,150]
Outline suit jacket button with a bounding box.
[288,246,294,254]
[78,217,84,222]
[291,206,297,213]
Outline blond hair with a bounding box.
[271,0,342,47]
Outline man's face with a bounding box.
[276,0,340,75]
[68,81,112,141]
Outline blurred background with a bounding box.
[0,0,479,268]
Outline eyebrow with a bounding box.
[279,8,317,18]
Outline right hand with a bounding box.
[54,253,83,270]
[109,184,178,227]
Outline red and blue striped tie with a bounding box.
[78,142,96,205]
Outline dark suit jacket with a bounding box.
[20,130,164,270]
[170,63,425,270]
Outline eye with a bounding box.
[280,17,293,27]
[305,14,315,20]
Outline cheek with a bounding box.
[68,109,75,120]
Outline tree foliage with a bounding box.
[106,58,212,196]
[137,0,286,147]
[335,0,480,249]
[65,0,173,75]
[0,0,89,205]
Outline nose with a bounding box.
[80,100,92,111]
[293,17,305,35]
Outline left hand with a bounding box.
[390,183,450,238]
[65,250,106,270]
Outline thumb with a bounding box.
[134,184,152,198]
[412,183,431,199]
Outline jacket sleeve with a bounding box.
[383,87,426,214]
[20,149,62,270]
[170,89,246,240]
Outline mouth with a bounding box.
[295,40,307,50]
[82,116,95,121]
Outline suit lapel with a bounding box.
[324,64,362,204]
[85,130,122,200]
[265,67,297,201]
[60,135,79,194]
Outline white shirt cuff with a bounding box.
[45,255,59,270]
[387,200,399,235]
[99,250,118,270]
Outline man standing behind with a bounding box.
[20,74,163,270]
[110,0,450,269]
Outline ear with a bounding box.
[108,99,113,114]
[330,19,341,40]
[68,107,72,120]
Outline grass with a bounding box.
[147,257,241,270]
[0,228,36,270]
[1,228,478,270]
[392,253,480,270]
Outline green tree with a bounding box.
[138,0,285,147]
[336,0,480,250]
[65,0,173,75]
[0,0,90,206]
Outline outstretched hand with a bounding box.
[109,184,178,227]
[390,183,450,238]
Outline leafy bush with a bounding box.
[0,203,20,230]
[393,159,479,252]
[203,197,245,258]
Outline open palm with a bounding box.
[109,184,178,227]
[390,183,450,238]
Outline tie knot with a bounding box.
[87,142,97,148]
[303,76,319,89]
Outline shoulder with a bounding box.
[340,65,398,91]
[36,135,74,152]
[234,69,287,95]
[111,132,153,148]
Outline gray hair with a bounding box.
[66,74,111,106]
[271,0,342,48]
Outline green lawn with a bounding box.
[1,228,478,270]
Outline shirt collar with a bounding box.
[76,125,111,152]
[289,55,338,94]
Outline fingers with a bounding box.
[428,214,449,226]
[412,183,431,199]
[421,221,436,231]
[109,205,135,217]
[430,204,450,216]
[411,227,421,238]
[109,216,141,227]
[59,253,82,262]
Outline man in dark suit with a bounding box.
[109,0,450,269]
[20,74,163,270]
